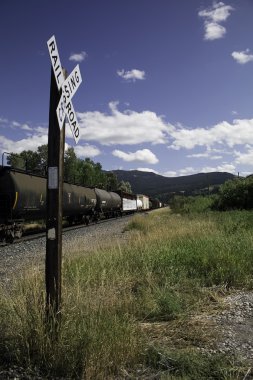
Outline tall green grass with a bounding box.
[0,208,252,378]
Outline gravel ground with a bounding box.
[200,291,253,364]
[0,216,132,288]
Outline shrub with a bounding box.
[212,176,253,210]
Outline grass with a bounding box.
[0,207,253,378]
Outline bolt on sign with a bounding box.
[47,35,82,144]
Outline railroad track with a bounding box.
[0,214,133,247]
[0,213,136,291]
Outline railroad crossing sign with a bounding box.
[47,35,82,144]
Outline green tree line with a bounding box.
[169,176,253,213]
[7,145,132,192]
[212,176,253,210]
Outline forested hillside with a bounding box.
[113,170,235,201]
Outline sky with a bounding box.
[1,0,253,177]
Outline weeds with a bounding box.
[0,208,253,378]
[144,346,246,379]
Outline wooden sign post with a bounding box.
[46,35,82,318]
[46,67,65,317]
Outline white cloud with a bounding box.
[19,123,33,131]
[198,2,234,40]
[117,69,145,82]
[178,167,196,176]
[77,101,172,145]
[2,119,33,131]
[200,163,236,173]
[231,49,253,64]
[234,147,253,166]
[136,168,159,174]
[164,163,236,178]
[198,2,233,23]
[0,132,48,154]
[169,118,253,150]
[11,121,33,131]
[187,152,222,160]
[69,51,88,63]
[112,148,159,164]
[12,121,21,127]
[0,124,101,161]
[203,22,226,40]
[74,144,101,158]
[163,170,177,177]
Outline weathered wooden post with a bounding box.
[45,35,82,319]
[46,67,66,317]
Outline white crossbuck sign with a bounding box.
[47,35,82,144]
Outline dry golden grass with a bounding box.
[1,208,252,378]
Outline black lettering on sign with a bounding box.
[75,70,80,83]
[48,40,56,54]
[52,56,58,67]
[68,81,73,94]
[74,127,79,138]
[71,77,76,90]
[56,70,62,83]
[64,85,70,99]
[69,112,74,122]
[66,102,71,113]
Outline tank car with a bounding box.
[0,165,140,243]
[62,183,96,225]
[0,167,47,241]
[94,188,121,219]
[0,167,97,242]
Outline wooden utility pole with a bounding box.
[45,68,66,317]
[45,35,82,321]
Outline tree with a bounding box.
[7,144,48,175]
[64,147,78,183]
[7,153,26,169]
[105,172,119,191]
[212,176,253,210]
[7,144,112,189]
[118,180,132,193]
[8,150,41,172]
[37,144,48,173]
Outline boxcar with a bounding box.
[137,194,149,210]
[115,190,137,214]
[150,198,160,209]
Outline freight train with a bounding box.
[0,166,161,243]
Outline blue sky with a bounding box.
[1,0,253,177]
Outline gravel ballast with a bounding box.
[0,216,132,287]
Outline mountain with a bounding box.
[113,170,235,202]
